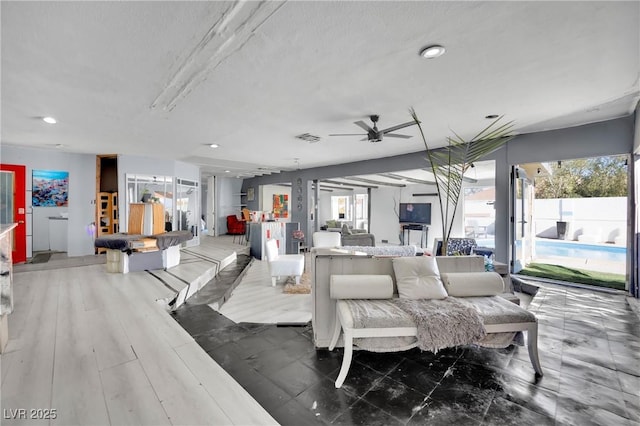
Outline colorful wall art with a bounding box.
[272,194,288,218]
[32,170,69,207]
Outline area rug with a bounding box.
[283,272,311,294]
[30,252,52,264]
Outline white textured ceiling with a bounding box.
[2,1,639,178]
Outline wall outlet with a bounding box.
[381,239,388,243]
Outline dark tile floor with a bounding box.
[172,260,640,426]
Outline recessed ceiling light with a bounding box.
[485,114,499,119]
[55,144,64,149]
[224,170,230,173]
[209,143,220,148]
[43,116,57,124]
[420,45,446,59]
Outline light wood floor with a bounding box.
[1,236,277,426]
[215,258,312,324]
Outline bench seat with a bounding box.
[329,295,542,388]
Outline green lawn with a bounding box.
[518,263,626,291]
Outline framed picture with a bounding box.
[272,194,288,218]
[32,169,69,207]
[247,187,255,201]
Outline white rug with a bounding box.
[211,259,312,324]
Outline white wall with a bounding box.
[216,177,242,235]
[368,184,452,249]
[535,197,627,242]
[369,186,403,244]
[259,184,292,221]
[1,145,96,256]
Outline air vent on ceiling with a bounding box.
[295,133,321,143]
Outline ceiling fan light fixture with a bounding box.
[420,45,446,59]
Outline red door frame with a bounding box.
[0,164,27,264]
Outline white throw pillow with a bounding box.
[392,256,448,299]
[440,272,504,297]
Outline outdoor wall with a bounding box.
[534,197,627,243]
[1,145,96,257]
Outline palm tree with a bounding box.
[410,108,515,255]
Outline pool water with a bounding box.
[534,239,626,262]
[476,238,627,262]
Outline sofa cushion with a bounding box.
[313,231,341,248]
[440,272,504,297]
[392,256,448,300]
[330,275,393,299]
[341,223,352,235]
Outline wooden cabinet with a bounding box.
[129,203,164,235]
[97,192,119,253]
[97,192,119,235]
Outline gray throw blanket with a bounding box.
[394,297,487,353]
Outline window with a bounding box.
[331,196,351,221]
[355,193,368,230]
[331,193,369,230]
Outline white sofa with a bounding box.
[310,249,542,388]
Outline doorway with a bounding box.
[0,164,26,264]
[512,156,629,291]
[511,166,534,273]
[96,155,119,253]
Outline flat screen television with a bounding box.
[399,203,431,224]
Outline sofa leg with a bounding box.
[527,323,544,376]
[271,277,276,287]
[335,329,353,388]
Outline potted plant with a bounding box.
[141,188,151,203]
[410,108,515,255]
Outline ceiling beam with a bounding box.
[322,179,378,189]
[378,172,436,185]
[318,183,355,191]
[344,176,406,187]
[276,182,335,192]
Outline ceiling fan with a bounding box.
[329,115,417,143]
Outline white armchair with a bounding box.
[312,231,341,248]
[265,239,305,287]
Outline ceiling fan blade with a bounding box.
[381,121,418,134]
[384,133,412,139]
[329,133,367,137]
[354,120,374,132]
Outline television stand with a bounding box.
[401,224,429,248]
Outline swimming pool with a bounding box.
[476,238,627,262]
[533,239,626,262]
